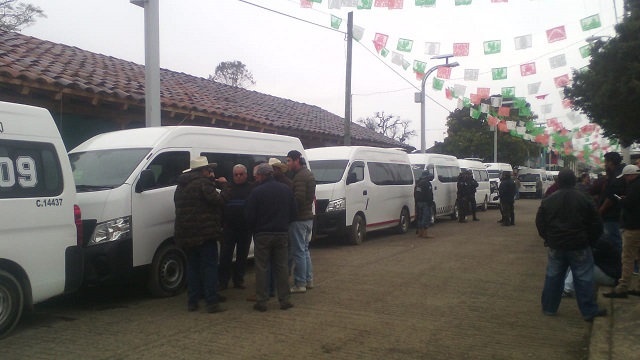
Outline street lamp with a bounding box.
[417,55,459,153]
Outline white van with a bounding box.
[518,168,547,198]
[307,146,414,245]
[0,101,82,339]
[484,163,514,205]
[68,126,306,297]
[408,153,460,223]
[458,159,491,211]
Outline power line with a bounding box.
[237,0,345,34]
[353,87,415,96]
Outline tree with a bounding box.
[208,60,255,88]
[357,111,416,144]
[0,0,46,32]
[564,2,640,147]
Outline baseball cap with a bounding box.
[617,165,640,178]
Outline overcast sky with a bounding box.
[21,0,622,149]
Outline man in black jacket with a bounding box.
[466,170,480,221]
[414,171,434,238]
[245,163,297,312]
[536,169,606,321]
[604,164,640,298]
[599,152,626,249]
[498,172,516,226]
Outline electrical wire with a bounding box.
[237,0,346,34]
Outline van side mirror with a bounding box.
[346,172,357,185]
[136,169,156,193]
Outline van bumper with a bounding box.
[64,245,83,293]
[315,210,347,238]
[83,238,133,283]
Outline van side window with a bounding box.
[368,162,413,185]
[347,161,365,184]
[0,139,63,198]
[436,165,459,183]
[146,151,190,188]
[201,153,281,183]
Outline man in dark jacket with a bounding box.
[599,152,626,249]
[286,150,316,293]
[604,164,640,298]
[456,173,470,223]
[498,172,516,226]
[466,170,480,221]
[218,164,254,291]
[245,163,297,312]
[174,156,226,314]
[536,169,606,322]
[414,170,434,238]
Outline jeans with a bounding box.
[218,226,252,287]
[603,221,622,251]
[416,202,432,229]
[541,247,600,320]
[564,265,616,293]
[616,229,640,291]
[186,240,220,306]
[254,232,290,305]
[289,220,313,287]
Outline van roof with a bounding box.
[0,101,61,140]
[407,153,458,165]
[458,159,486,170]
[306,146,409,163]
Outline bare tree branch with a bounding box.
[0,0,46,32]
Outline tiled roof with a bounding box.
[0,30,407,148]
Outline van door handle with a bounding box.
[363,190,367,195]
[434,186,437,190]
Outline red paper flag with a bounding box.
[416,72,425,81]
[498,106,510,116]
[535,94,548,100]
[388,0,404,9]
[487,115,499,126]
[547,118,559,128]
[445,88,453,100]
[498,121,509,132]
[373,33,388,53]
[491,0,508,2]
[453,43,470,56]
[477,87,490,99]
[546,25,567,43]
[300,0,313,8]
[562,99,573,108]
[520,62,536,76]
[437,67,451,79]
[470,93,480,105]
[554,74,571,88]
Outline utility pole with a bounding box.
[343,12,353,146]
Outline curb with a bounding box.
[588,289,613,360]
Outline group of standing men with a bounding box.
[456,170,480,223]
[172,150,316,313]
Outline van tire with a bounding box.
[147,244,187,298]
[348,214,366,245]
[0,270,24,339]
[481,196,488,212]
[396,208,410,234]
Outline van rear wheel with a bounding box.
[396,208,410,234]
[348,214,366,245]
[147,244,187,298]
[0,270,24,339]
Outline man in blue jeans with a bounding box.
[536,169,606,322]
[286,150,316,293]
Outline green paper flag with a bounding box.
[380,48,389,57]
[397,38,414,52]
[413,60,427,74]
[330,15,342,30]
[579,65,589,73]
[455,0,472,5]
[416,0,436,6]
[526,121,535,131]
[519,107,532,116]
[514,97,526,109]
[531,127,545,136]
[492,67,507,80]
[483,40,501,55]
[581,14,601,31]
[357,0,373,9]
[433,78,444,91]
[463,97,471,107]
[501,87,515,98]
[579,45,591,58]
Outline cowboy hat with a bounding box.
[268,157,288,172]
[183,156,217,173]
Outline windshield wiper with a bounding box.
[75,185,114,192]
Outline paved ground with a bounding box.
[3,200,593,359]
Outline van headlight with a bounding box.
[90,216,131,245]
[326,198,346,212]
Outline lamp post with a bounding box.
[417,55,459,153]
[130,0,161,128]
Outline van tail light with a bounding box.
[74,204,83,247]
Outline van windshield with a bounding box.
[69,148,151,190]
[309,160,348,184]
[487,170,501,179]
[519,174,541,182]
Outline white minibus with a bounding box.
[0,101,82,338]
[69,126,306,297]
[308,146,414,245]
[408,153,460,223]
[458,159,491,211]
[518,168,547,198]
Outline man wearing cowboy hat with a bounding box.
[604,165,640,298]
[269,157,292,188]
[174,156,226,313]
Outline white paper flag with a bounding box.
[353,25,364,42]
[454,84,467,97]
[464,69,479,81]
[457,98,464,110]
[480,103,490,113]
[549,54,567,69]
[541,104,553,114]
[528,82,541,95]
[490,96,502,107]
[514,34,532,50]
[391,51,404,66]
[341,0,358,7]
[425,42,440,55]
[506,121,517,130]
[516,126,527,135]
[328,0,341,9]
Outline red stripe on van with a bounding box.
[366,219,399,228]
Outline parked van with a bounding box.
[458,159,491,211]
[308,146,414,245]
[484,163,514,206]
[0,101,82,338]
[518,168,547,198]
[68,126,305,297]
[408,153,460,223]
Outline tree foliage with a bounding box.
[0,0,45,32]
[208,60,256,88]
[357,111,416,144]
[564,2,640,147]
[431,100,541,167]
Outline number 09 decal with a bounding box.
[0,156,38,188]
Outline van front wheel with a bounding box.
[348,214,366,245]
[396,208,410,234]
[147,244,187,298]
[0,270,24,339]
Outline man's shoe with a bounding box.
[253,303,267,312]
[603,291,628,298]
[627,289,640,296]
[188,303,199,312]
[218,283,228,291]
[306,281,314,290]
[216,294,227,303]
[510,222,515,226]
[206,303,227,314]
[459,219,467,223]
[497,219,505,223]
[543,311,556,317]
[290,285,307,294]
[585,308,607,322]
[561,290,574,298]
[473,218,480,221]
[280,302,294,310]
[501,222,511,226]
